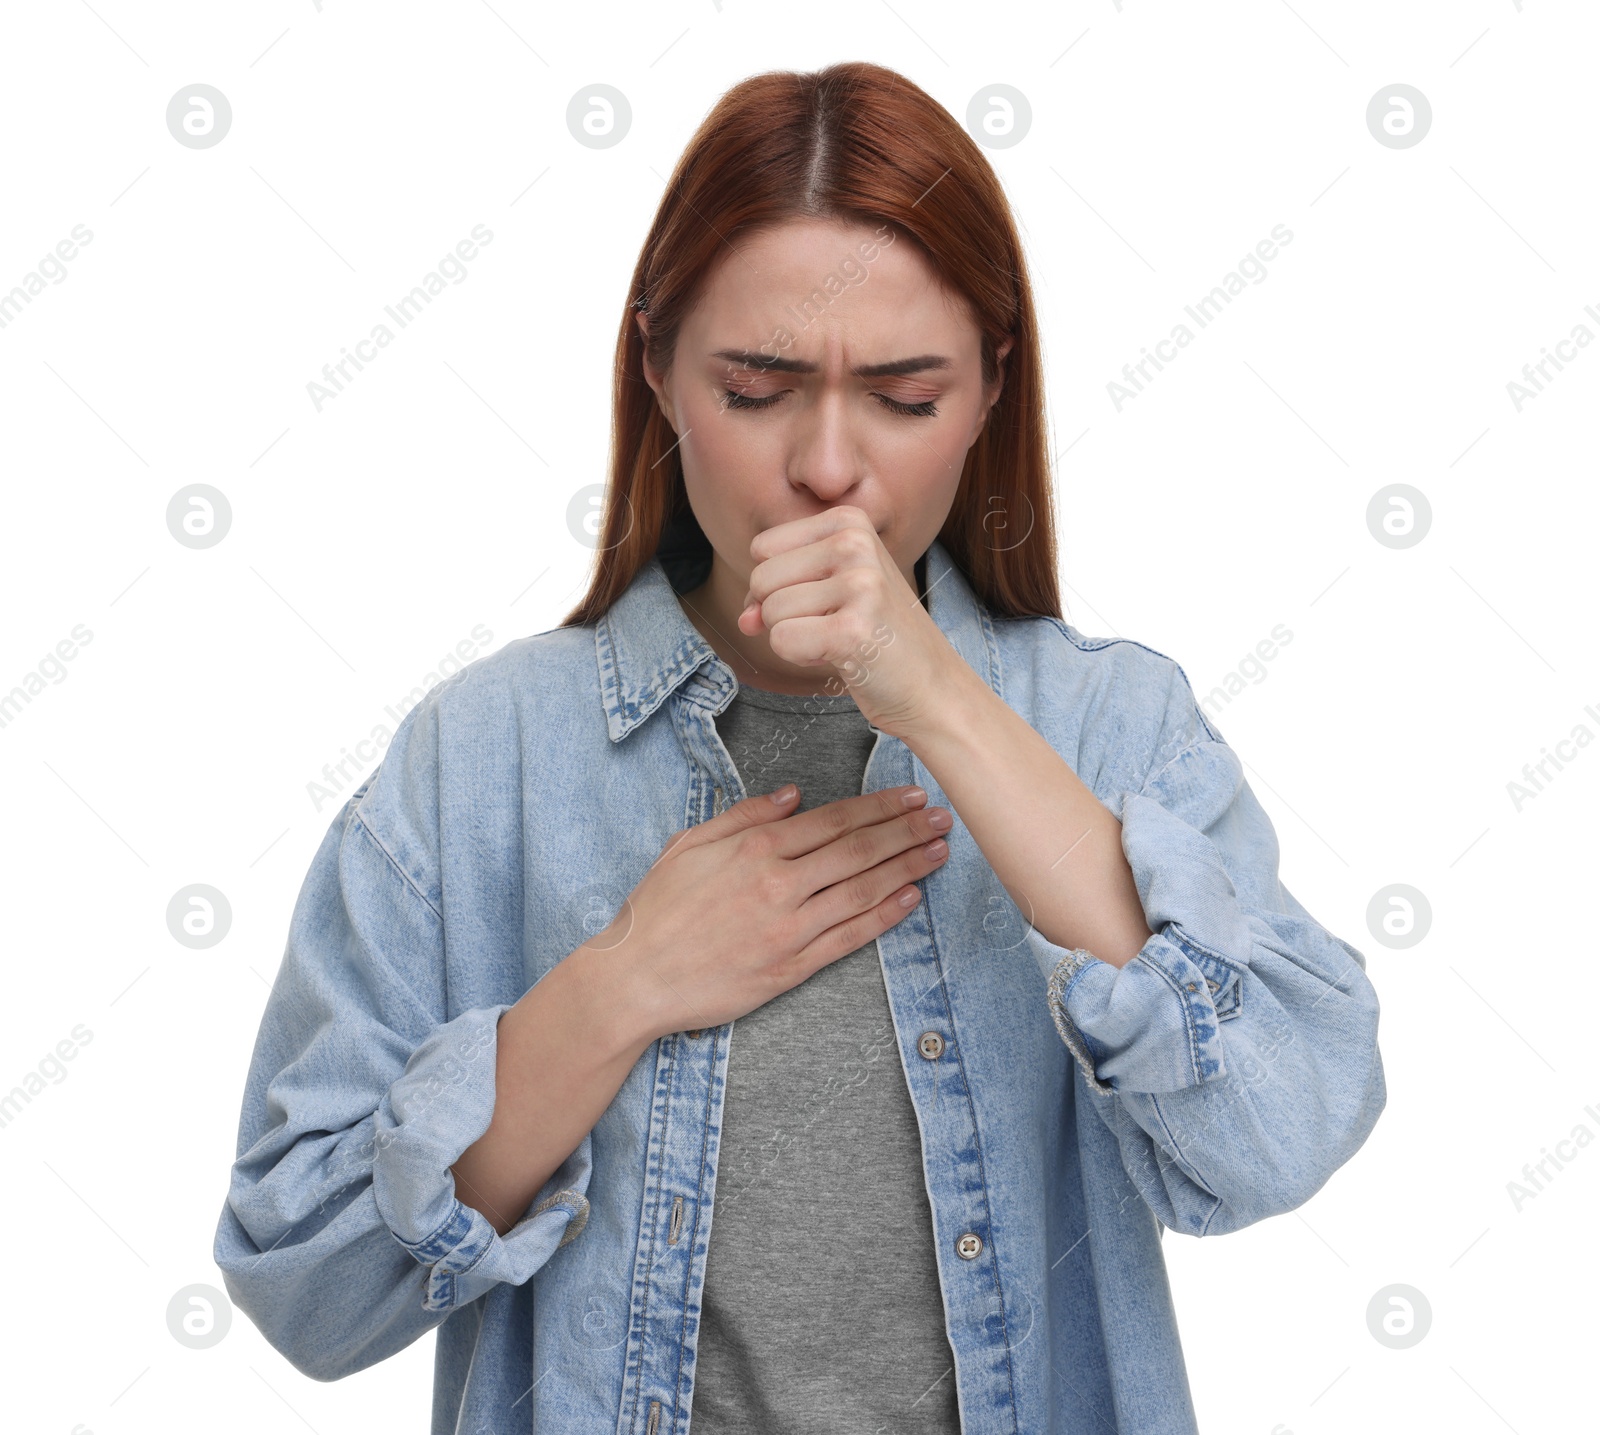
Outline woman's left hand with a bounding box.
[737,505,967,740]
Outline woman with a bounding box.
[215,61,1386,1434]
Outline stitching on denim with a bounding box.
[1058,954,1109,1063]
[1148,1093,1225,1235]
[624,1026,678,1429]
[407,1198,471,1260]
[923,871,1024,1426]
[975,598,1005,700]
[668,1015,722,1430]
[1056,949,1100,1017]
[531,1188,591,1247]
[1164,921,1244,978]
[1131,948,1206,1085]
[598,603,720,740]
[451,1227,495,1278]
[1037,617,1222,746]
[1165,923,1246,1020]
[1045,949,1113,1096]
[429,1268,455,1311]
[352,810,444,925]
[1135,736,1234,808]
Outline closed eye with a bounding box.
[721,389,939,418]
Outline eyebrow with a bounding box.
[709,348,953,379]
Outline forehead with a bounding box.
[687,217,972,344]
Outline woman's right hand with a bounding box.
[586,783,952,1042]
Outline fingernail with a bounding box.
[901,787,927,807]
[898,888,919,908]
[771,783,798,804]
[924,839,948,859]
[927,809,952,831]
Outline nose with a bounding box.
[786,389,867,506]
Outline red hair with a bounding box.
[561,61,1060,626]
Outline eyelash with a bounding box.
[721,389,939,419]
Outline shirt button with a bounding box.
[917,1031,945,1059]
[956,1232,983,1259]
[686,1030,703,1039]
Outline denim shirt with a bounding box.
[214,538,1386,1434]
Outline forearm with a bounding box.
[449,943,656,1236]
[902,661,1152,968]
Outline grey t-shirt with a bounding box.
[689,682,963,1434]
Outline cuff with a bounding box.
[1036,747,1252,1095]
[1039,923,1241,1095]
[371,1003,595,1311]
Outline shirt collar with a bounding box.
[594,538,995,742]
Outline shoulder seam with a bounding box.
[1036,616,1223,744]
[352,809,444,925]
[1136,731,1237,801]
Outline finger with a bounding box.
[797,835,949,941]
[749,504,875,566]
[791,802,950,897]
[792,880,926,977]
[663,783,800,858]
[764,785,928,860]
[747,534,863,607]
[743,528,880,638]
[753,574,853,631]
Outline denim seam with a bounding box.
[1130,949,1205,1087]
[975,599,1005,699]
[1165,923,1246,1018]
[924,872,1024,1427]
[401,1199,472,1262]
[669,1029,719,1431]
[1135,736,1229,806]
[1148,1094,1225,1235]
[625,1017,682,1430]
[531,1188,591,1247]
[1058,954,1109,1065]
[352,809,444,925]
[459,1228,497,1276]
[426,1268,456,1311]
[1045,949,1113,1097]
[598,610,716,738]
[665,743,733,1429]
[1164,921,1244,978]
[1037,617,1222,744]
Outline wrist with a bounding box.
[566,931,670,1055]
[895,653,993,753]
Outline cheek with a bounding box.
[689,422,758,475]
[890,428,966,496]
[681,388,772,480]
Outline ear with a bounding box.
[971,334,1015,443]
[989,334,1015,410]
[636,312,677,431]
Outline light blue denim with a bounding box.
[214,538,1386,1434]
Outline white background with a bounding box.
[1,2,1594,1432]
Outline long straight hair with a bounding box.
[561,61,1061,627]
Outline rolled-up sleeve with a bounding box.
[1032,733,1386,1237]
[214,782,592,1380]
